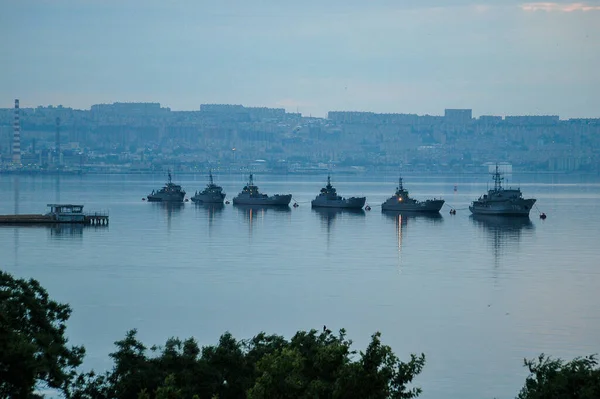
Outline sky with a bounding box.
[1,0,599,118]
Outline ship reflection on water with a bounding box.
[471,214,534,239]
[382,210,443,223]
[312,208,365,247]
[194,203,225,233]
[234,204,291,230]
[382,211,443,268]
[313,207,365,230]
[194,203,225,218]
[470,214,534,265]
[152,202,184,216]
[151,202,184,231]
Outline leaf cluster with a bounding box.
[0,271,85,398]
[69,328,425,399]
[517,354,600,399]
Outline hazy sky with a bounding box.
[1,1,599,117]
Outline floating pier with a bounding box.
[84,213,109,225]
[0,204,108,225]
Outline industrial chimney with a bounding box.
[56,117,61,166]
[12,99,21,165]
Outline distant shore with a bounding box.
[2,168,598,177]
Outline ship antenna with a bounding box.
[493,164,503,191]
[168,171,172,184]
[399,176,403,191]
[209,169,213,184]
[249,173,254,186]
[327,174,331,186]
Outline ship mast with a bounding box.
[249,174,254,186]
[493,164,504,191]
[209,169,214,185]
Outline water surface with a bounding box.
[1,172,599,399]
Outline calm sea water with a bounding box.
[1,172,599,399]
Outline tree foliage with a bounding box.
[0,271,85,398]
[517,354,600,399]
[70,328,425,399]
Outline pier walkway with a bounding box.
[0,204,109,225]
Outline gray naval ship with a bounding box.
[311,175,366,209]
[382,177,444,212]
[232,174,292,206]
[147,172,186,202]
[191,170,226,204]
[469,165,536,216]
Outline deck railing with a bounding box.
[83,210,109,217]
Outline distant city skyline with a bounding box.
[1,101,594,120]
[2,1,599,118]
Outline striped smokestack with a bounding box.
[56,117,61,166]
[12,99,21,165]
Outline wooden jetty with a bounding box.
[0,204,108,225]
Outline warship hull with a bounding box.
[311,197,366,209]
[470,213,533,228]
[191,193,226,204]
[469,199,536,216]
[381,199,444,212]
[232,194,292,206]
[147,193,185,203]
